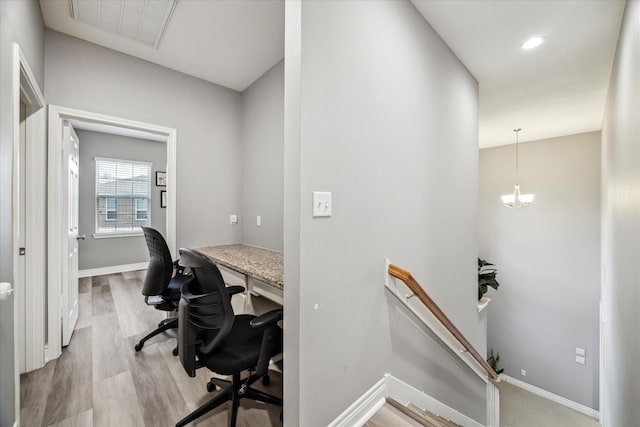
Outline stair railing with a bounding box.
[386,262,500,427]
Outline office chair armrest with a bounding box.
[252,308,283,377]
[226,285,245,297]
[250,308,283,329]
[173,259,187,275]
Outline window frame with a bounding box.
[94,156,152,238]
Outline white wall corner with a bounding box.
[500,374,599,419]
[327,376,387,427]
[386,374,484,427]
[328,374,485,427]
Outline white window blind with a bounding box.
[95,157,151,234]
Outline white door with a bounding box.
[17,102,27,372]
[62,121,80,346]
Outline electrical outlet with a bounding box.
[520,369,526,376]
[229,214,238,224]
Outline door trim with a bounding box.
[12,43,46,425]
[47,105,177,361]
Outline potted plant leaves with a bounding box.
[487,349,504,375]
[478,258,500,300]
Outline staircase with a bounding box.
[366,398,462,427]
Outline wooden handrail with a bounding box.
[388,263,499,383]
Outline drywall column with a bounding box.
[601,1,640,424]
[284,1,485,424]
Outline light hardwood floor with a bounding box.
[21,271,283,427]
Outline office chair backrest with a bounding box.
[178,248,236,375]
[141,227,174,296]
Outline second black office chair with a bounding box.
[176,248,283,427]
[134,227,194,352]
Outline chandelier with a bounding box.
[501,128,534,208]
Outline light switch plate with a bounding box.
[576,355,586,365]
[576,347,586,356]
[312,191,332,217]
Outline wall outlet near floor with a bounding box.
[229,214,238,224]
[520,369,527,376]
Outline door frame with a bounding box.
[47,105,177,361]
[11,43,46,424]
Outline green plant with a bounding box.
[478,258,500,300]
[487,349,504,374]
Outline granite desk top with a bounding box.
[195,244,284,290]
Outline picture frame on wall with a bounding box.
[160,190,167,208]
[156,171,167,187]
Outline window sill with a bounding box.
[478,296,491,313]
[93,231,144,239]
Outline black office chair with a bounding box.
[176,248,283,427]
[134,227,194,352]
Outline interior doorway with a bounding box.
[11,42,47,426]
[47,105,178,361]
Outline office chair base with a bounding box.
[134,316,178,351]
[176,372,282,427]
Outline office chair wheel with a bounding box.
[206,381,216,392]
[172,347,179,356]
[262,375,270,386]
[134,343,143,352]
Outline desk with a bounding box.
[196,244,283,310]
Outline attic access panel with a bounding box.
[69,0,177,48]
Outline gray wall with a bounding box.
[241,61,284,251]
[0,1,44,425]
[76,129,167,270]
[45,30,243,252]
[479,132,601,409]
[284,1,486,425]
[601,1,640,424]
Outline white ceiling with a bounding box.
[412,0,626,147]
[40,0,284,92]
[41,0,625,148]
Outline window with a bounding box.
[95,157,151,236]
[106,197,117,220]
[135,198,148,220]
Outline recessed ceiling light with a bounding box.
[521,36,544,50]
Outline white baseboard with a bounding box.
[78,262,148,278]
[386,374,484,427]
[500,374,599,419]
[328,374,483,427]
